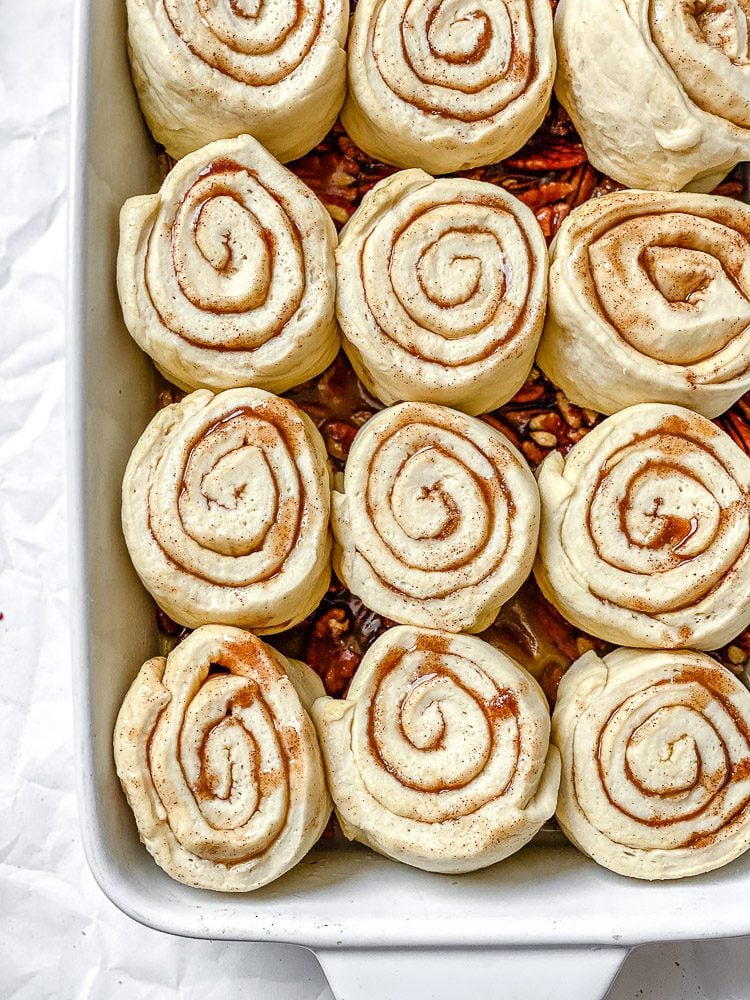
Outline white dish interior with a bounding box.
[67,2,750,994]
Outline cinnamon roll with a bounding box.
[341,0,556,174]
[535,403,750,650]
[122,387,331,632]
[114,625,331,891]
[554,647,750,880]
[126,0,348,161]
[555,0,750,192]
[118,136,339,394]
[336,170,548,415]
[312,626,560,873]
[537,190,750,419]
[333,402,540,633]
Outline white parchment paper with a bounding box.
[2,2,750,996]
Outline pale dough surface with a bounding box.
[537,189,750,418]
[312,625,560,873]
[336,169,548,415]
[122,387,332,633]
[554,647,750,880]
[535,403,750,650]
[342,0,555,173]
[555,0,750,191]
[114,625,331,891]
[126,0,348,160]
[333,401,539,633]
[118,135,340,395]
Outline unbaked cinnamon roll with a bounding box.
[126,0,348,161]
[312,625,560,873]
[535,403,750,650]
[537,189,750,419]
[118,136,339,394]
[554,647,750,880]
[341,0,556,174]
[114,625,331,891]
[122,387,331,632]
[555,0,750,192]
[336,170,548,415]
[333,402,540,633]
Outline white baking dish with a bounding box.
[66,1,750,997]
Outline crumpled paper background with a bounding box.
[3,2,750,997]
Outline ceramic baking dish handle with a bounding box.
[313,945,630,1000]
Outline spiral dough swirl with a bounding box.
[122,387,332,633]
[333,402,540,633]
[118,136,339,395]
[553,647,750,879]
[126,0,348,160]
[114,626,331,891]
[341,0,555,173]
[312,626,560,873]
[535,403,750,650]
[537,190,750,419]
[555,0,750,191]
[336,171,548,415]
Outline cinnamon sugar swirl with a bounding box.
[554,647,750,879]
[312,626,560,872]
[121,388,331,632]
[341,0,555,173]
[537,189,750,419]
[555,0,750,191]
[115,625,331,890]
[332,402,540,633]
[126,0,348,160]
[336,170,548,415]
[118,136,339,395]
[535,403,750,650]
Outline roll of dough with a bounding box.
[333,402,540,633]
[537,189,750,419]
[534,403,750,650]
[118,135,339,394]
[312,625,560,873]
[554,647,750,880]
[336,170,548,415]
[554,0,750,192]
[341,0,556,173]
[126,0,348,161]
[122,387,331,632]
[114,625,331,891]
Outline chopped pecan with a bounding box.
[718,395,750,455]
[157,383,186,410]
[155,607,191,643]
[556,392,583,429]
[539,661,565,707]
[530,430,558,448]
[324,420,358,461]
[306,608,363,697]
